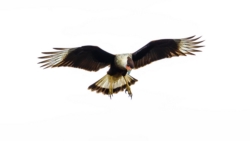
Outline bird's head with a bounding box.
[126,57,134,74]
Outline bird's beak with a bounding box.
[126,66,132,75]
[126,66,132,71]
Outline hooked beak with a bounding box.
[126,66,132,71]
[126,66,132,75]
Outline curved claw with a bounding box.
[124,89,132,99]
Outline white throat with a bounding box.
[114,54,132,70]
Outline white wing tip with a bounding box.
[38,48,70,68]
[178,35,205,55]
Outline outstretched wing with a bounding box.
[38,45,115,71]
[132,36,204,69]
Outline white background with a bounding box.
[0,0,249,141]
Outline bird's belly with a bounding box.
[108,64,127,76]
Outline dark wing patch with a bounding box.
[127,57,135,68]
[132,36,204,69]
[38,46,115,71]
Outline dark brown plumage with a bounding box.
[132,36,203,69]
[38,46,115,71]
[38,36,204,98]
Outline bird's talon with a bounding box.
[109,94,113,99]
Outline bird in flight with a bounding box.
[38,35,204,99]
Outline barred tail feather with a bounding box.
[88,74,138,94]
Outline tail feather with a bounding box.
[88,74,138,95]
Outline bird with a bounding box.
[38,35,204,99]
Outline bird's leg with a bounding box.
[123,76,132,99]
[109,76,113,98]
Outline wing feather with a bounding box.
[132,36,204,69]
[38,45,115,71]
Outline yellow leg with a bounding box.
[123,76,132,99]
[109,76,113,98]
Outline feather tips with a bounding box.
[38,48,70,69]
[132,35,204,69]
[38,46,115,71]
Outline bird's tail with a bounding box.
[88,74,138,95]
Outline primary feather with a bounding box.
[38,45,115,71]
[132,36,204,69]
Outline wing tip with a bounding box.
[179,35,205,56]
[185,35,195,39]
[53,47,68,50]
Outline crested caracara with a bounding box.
[38,36,204,98]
